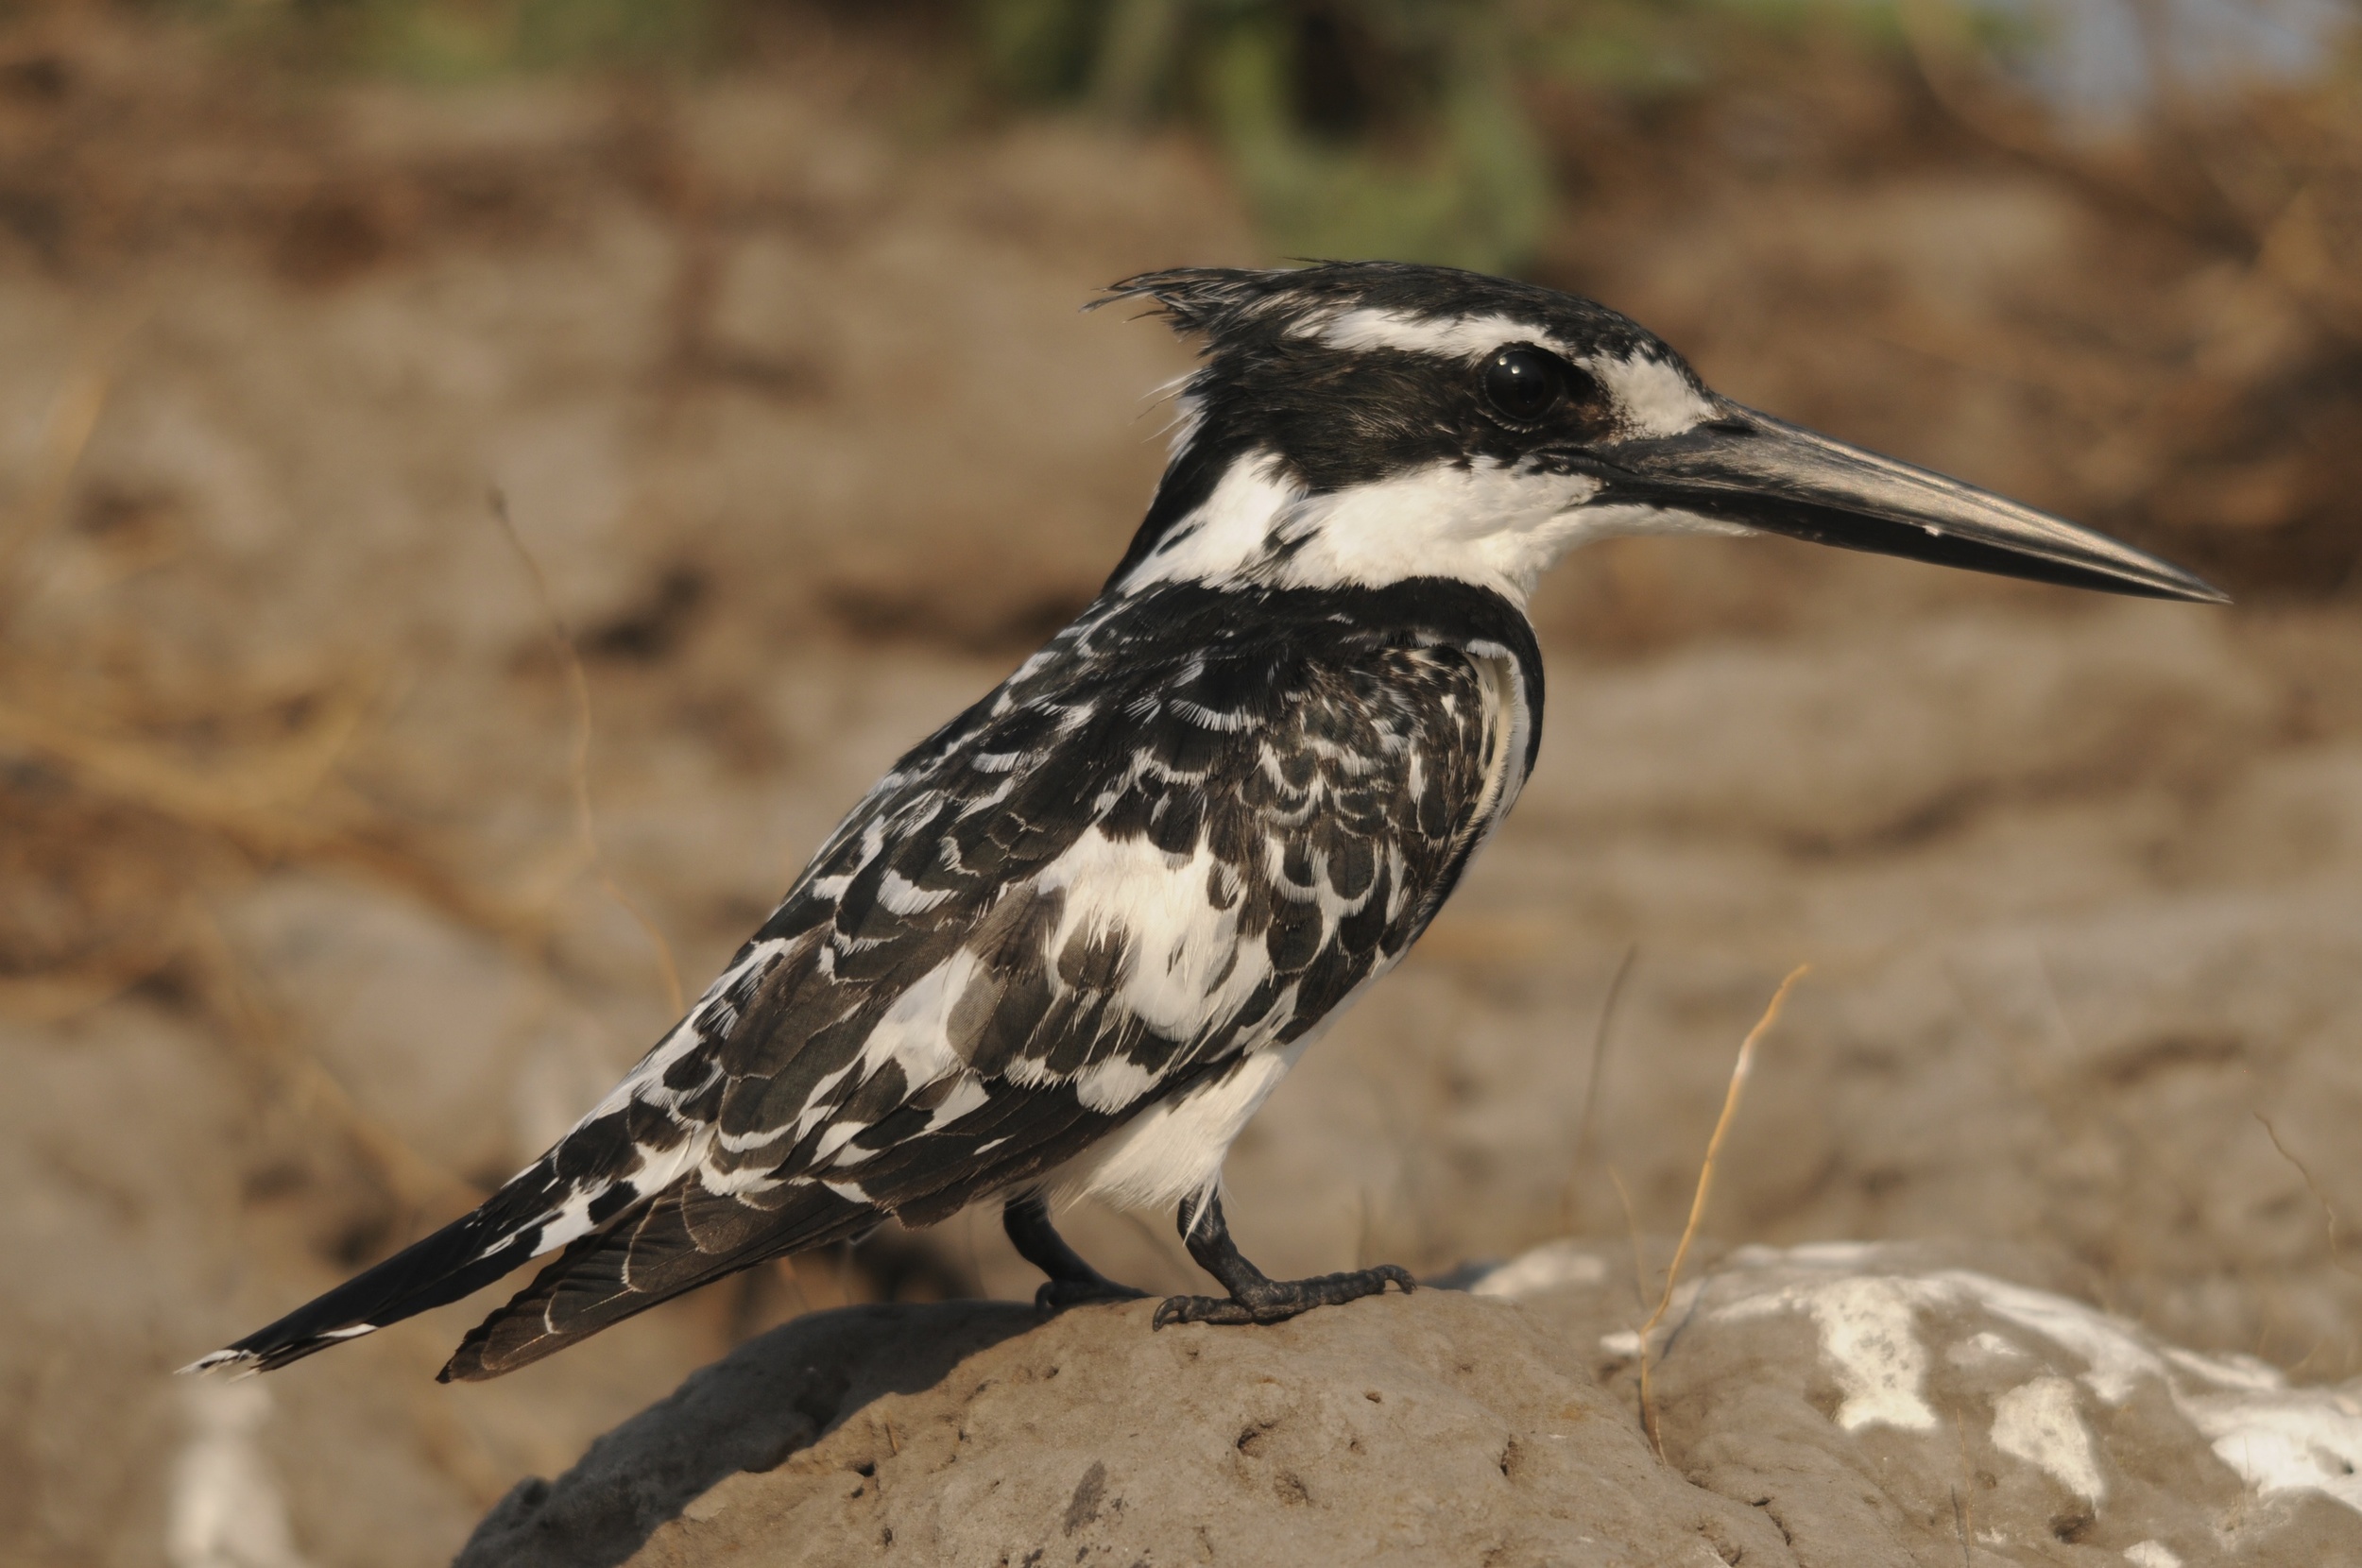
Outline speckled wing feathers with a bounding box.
[207,579,1540,1380]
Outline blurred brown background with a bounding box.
[3,0,2359,1562]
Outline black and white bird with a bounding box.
[191,262,2223,1382]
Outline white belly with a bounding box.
[1041,645,1531,1220]
[1047,1036,1315,1215]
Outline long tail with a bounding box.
[436,1180,878,1381]
[180,1161,595,1377]
[435,1075,1154,1377]
[189,1049,1162,1379]
[184,1155,883,1382]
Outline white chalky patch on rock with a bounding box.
[1592,1277,1712,1363]
[1992,1375,2106,1500]
[1471,1241,1606,1298]
[2163,1345,2281,1391]
[1931,1270,2165,1405]
[1719,1253,2165,1408]
[1720,1275,1939,1432]
[1729,1239,1886,1270]
[2174,1375,2362,1514]
[2122,1542,2182,1568]
[1488,1238,2362,1523]
[1948,1331,2026,1367]
[1928,1270,2362,1516]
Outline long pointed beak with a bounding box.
[1585,402,2229,604]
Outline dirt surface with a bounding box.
[452,1243,2362,1566]
[460,1283,1777,1568]
[4,9,2361,1567]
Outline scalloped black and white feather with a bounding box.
[191,572,1539,1380]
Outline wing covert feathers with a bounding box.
[195,577,1542,1379]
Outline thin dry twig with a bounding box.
[1949,1406,1977,1566]
[0,682,367,828]
[0,964,164,1024]
[488,487,686,1016]
[1567,944,1638,1215]
[2256,1112,2362,1282]
[1636,963,1808,1457]
[1606,1163,1650,1317]
[181,904,480,1214]
[0,659,542,957]
[0,297,149,592]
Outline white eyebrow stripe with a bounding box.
[1304,308,1717,438]
[1584,351,1716,437]
[1306,308,1555,360]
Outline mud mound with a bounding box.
[454,1242,2362,1566]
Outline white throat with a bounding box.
[1115,449,1749,605]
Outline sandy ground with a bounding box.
[3,11,2360,1565]
[448,1244,2362,1567]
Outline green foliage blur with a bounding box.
[981,0,1553,270]
[969,0,1923,272]
[179,0,1917,273]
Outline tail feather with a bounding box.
[188,1069,1202,1381]
[182,1175,572,1377]
[436,1079,1154,1380]
[438,1180,877,1381]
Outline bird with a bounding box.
[188,260,2225,1383]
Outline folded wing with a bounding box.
[195,585,1515,1380]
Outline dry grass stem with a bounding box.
[0,299,147,589]
[0,663,538,956]
[1606,1164,1650,1320]
[488,488,687,1016]
[1566,944,1637,1224]
[182,906,481,1215]
[2255,1113,2361,1281]
[0,681,367,828]
[0,969,157,1024]
[1949,1407,1977,1565]
[1635,963,1808,1457]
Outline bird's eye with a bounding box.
[1481,347,1566,422]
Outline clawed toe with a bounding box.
[1150,1263,1414,1331]
[1152,1292,1254,1328]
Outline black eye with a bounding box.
[1481,347,1565,422]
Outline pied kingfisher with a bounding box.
[193,262,2223,1382]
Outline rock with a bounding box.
[457,1242,2362,1567]
[456,1286,1778,1568]
[1507,1241,2362,1567]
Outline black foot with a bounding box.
[1150,1190,1414,1331]
[1003,1192,1147,1317]
[1154,1264,1414,1328]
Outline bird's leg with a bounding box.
[1152,1190,1414,1329]
[1002,1192,1147,1314]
